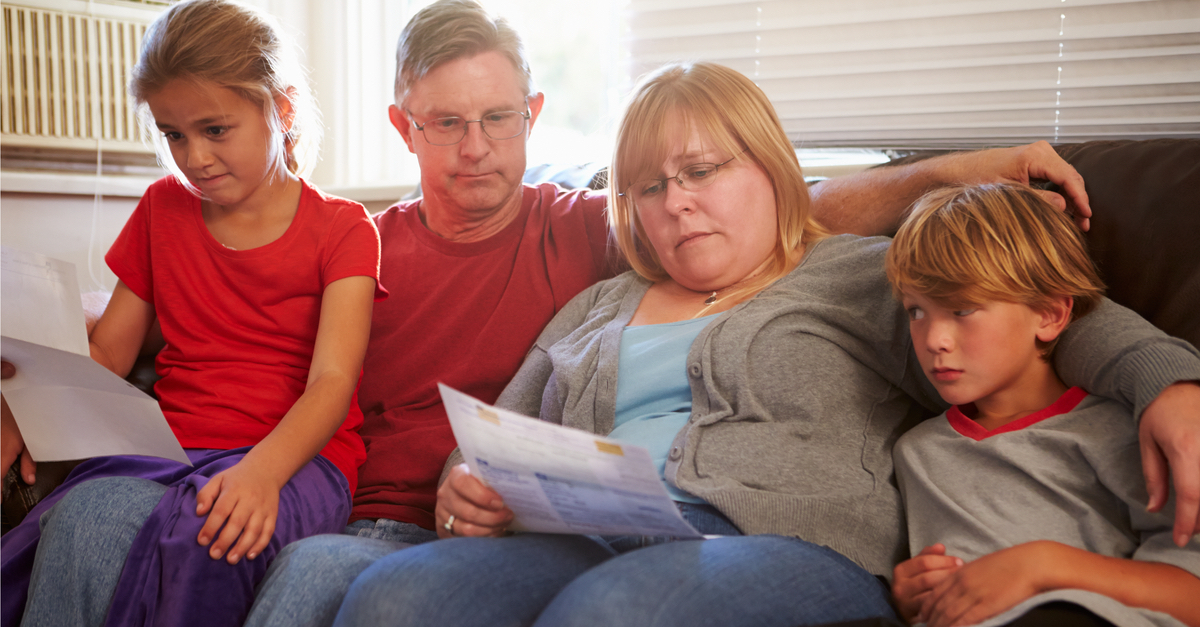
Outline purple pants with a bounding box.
[1,448,350,627]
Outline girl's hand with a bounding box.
[892,544,963,624]
[920,542,1055,627]
[435,463,513,538]
[195,458,283,565]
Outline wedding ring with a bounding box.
[443,514,456,535]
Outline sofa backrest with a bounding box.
[1054,139,1200,349]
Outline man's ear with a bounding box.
[389,104,416,154]
[1036,295,1074,344]
[525,92,545,136]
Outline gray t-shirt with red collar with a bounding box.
[895,388,1200,627]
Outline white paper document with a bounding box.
[1,247,190,465]
[439,383,701,537]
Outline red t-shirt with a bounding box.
[353,183,614,527]
[106,177,385,490]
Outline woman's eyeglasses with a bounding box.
[619,149,748,209]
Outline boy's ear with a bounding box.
[1036,295,1074,344]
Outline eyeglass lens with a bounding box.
[420,111,527,145]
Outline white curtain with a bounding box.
[625,0,1200,149]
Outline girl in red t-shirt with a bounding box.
[0,1,382,625]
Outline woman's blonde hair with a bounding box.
[609,62,828,297]
[130,0,321,182]
[886,183,1104,356]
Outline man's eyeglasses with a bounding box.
[408,109,531,146]
[618,150,748,209]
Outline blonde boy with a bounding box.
[885,184,1200,627]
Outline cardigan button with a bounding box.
[688,363,702,378]
[669,446,682,461]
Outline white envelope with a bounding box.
[1,246,190,465]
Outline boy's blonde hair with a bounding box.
[130,0,321,181]
[610,62,828,300]
[887,183,1104,355]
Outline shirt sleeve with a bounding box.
[1054,298,1200,420]
[105,182,158,303]
[322,203,387,301]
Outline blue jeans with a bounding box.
[332,504,895,627]
[23,477,167,627]
[243,519,437,627]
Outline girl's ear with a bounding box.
[274,86,297,134]
[1036,295,1074,344]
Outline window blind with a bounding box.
[625,0,1200,149]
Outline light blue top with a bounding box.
[614,314,716,503]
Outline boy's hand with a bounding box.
[892,544,963,623]
[920,542,1054,627]
[195,458,283,565]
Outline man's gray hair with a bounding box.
[394,0,535,107]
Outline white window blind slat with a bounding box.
[626,0,1200,148]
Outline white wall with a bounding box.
[1,191,139,292]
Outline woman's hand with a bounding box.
[892,544,963,624]
[1139,381,1200,546]
[919,542,1056,627]
[435,463,513,538]
[1,360,37,492]
[194,457,282,565]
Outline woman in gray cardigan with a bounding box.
[329,63,1200,627]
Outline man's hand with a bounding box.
[1,360,37,494]
[892,544,963,624]
[1139,381,1200,546]
[434,463,513,538]
[808,140,1091,237]
[939,141,1091,230]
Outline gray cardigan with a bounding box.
[469,234,1200,576]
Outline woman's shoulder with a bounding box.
[559,270,646,317]
[800,233,891,267]
[537,270,647,348]
[773,233,892,292]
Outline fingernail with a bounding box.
[1177,533,1189,547]
[228,553,239,563]
[955,558,963,566]
[198,535,210,545]
[247,552,257,560]
[25,474,35,484]
[210,549,221,559]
